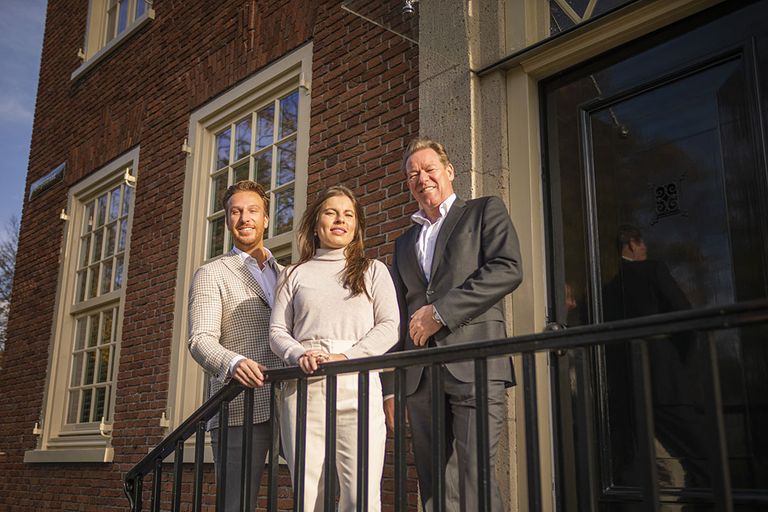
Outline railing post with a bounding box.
[268,383,281,512]
[172,439,184,512]
[151,459,162,512]
[324,374,338,512]
[630,338,659,511]
[703,334,733,511]
[293,378,308,512]
[217,401,230,512]
[393,368,408,512]
[523,351,542,512]
[241,387,254,512]
[356,371,370,512]
[431,363,446,512]
[193,420,206,512]
[474,358,492,512]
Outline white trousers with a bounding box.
[280,341,386,512]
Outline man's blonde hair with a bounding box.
[401,136,451,172]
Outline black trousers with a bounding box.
[210,422,272,512]
[407,369,507,512]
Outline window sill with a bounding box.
[24,446,114,463]
[71,8,155,81]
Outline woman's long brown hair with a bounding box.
[291,185,371,298]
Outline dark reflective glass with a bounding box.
[544,1,768,508]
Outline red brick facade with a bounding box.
[0,0,418,510]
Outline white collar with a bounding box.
[411,193,457,226]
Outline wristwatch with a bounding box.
[431,305,444,326]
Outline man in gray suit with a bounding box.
[385,137,523,511]
[188,180,283,511]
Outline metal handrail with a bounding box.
[123,298,768,510]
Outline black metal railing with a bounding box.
[124,299,768,512]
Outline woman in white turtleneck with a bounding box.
[269,185,399,512]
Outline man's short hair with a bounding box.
[222,180,270,213]
[402,136,452,172]
[617,224,643,252]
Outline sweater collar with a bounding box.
[315,247,347,261]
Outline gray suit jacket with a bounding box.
[388,196,523,395]
[188,250,284,429]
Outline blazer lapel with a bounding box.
[221,251,270,305]
[429,197,466,280]
[399,224,427,287]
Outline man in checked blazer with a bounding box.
[384,137,523,511]
[188,180,284,511]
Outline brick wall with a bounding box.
[0,0,418,510]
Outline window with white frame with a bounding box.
[165,45,311,449]
[74,0,155,79]
[207,89,301,261]
[25,149,138,463]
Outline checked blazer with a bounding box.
[188,250,284,429]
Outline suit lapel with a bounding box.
[221,251,270,305]
[398,225,427,287]
[429,197,466,280]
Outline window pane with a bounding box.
[84,351,96,385]
[76,271,87,303]
[67,391,80,424]
[211,172,228,213]
[80,389,93,423]
[114,255,124,290]
[102,309,114,344]
[277,139,296,186]
[98,349,110,383]
[109,186,121,222]
[136,0,148,17]
[279,90,299,139]
[75,317,87,350]
[255,150,272,190]
[256,105,275,149]
[84,202,95,233]
[94,387,106,421]
[208,217,225,258]
[105,222,117,257]
[79,234,91,267]
[96,194,108,227]
[88,266,99,299]
[92,228,104,262]
[70,352,84,387]
[235,117,252,161]
[88,314,99,347]
[101,261,113,295]
[117,0,129,33]
[216,128,231,169]
[274,187,294,235]
[122,185,133,217]
[118,219,128,252]
[106,4,117,42]
[233,160,249,184]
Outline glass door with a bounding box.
[543,1,768,509]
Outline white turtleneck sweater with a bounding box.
[269,248,399,365]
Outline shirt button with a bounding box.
[426,290,434,295]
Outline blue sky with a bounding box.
[0,0,47,241]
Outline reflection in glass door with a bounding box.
[543,1,768,510]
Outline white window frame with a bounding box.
[73,0,155,80]
[25,147,139,463]
[164,44,312,458]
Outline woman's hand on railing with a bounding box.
[298,350,327,374]
[232,358,267,387]
[318,353,348,364]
